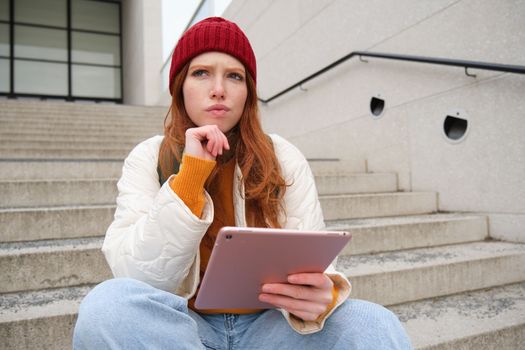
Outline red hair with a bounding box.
[158,62,287,228]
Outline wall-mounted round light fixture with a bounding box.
[370,95,385,119]
[443,109,469,143]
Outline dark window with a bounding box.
[1,0,122,102]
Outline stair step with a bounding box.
[337,241,525,306]
[320,192,437,220]
[0,285,92,350]
[0,132,149,143]
[0,160,123,180]
[0,148,131,159]
[0,140,139,150]
[0,128,159,137]
[390,282,525,350]
[1,179,118,208]
[309,159,366,174]
[0,112,164,123]
[0,100,165,117]
[0,121,161,133]
[0,237,110,293]
[0,205,114,242]
[0,116,163,126]
[326,213,488,255]
[0,115,162,124]
[315,172,397,195]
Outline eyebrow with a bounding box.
[189,63,245,74]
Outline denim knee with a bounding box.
[79,278,148,313]
[333,299,401,326]
[326,299,412,349]
[74,278,187,341]
[74,279,143,333]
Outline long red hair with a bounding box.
[158,62,287,228]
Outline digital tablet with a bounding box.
[194,226,351,310]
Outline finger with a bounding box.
[262,283,326,303]
[218,129,229,153]
[259,293,326,315]
[214,128,223,156]
[205,127,218,157]
[207,128,221,157]
[217,137,223,156]
[205,133,216,156]
[288,273,333,289]
[206,125,228,154]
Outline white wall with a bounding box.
[122,0,163,106]
[223,0,525,242]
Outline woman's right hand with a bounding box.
[184,125,230,160]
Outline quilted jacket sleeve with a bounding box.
[270,134,352,334]
[102,136,213,296]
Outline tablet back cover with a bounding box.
[194,227,351,310]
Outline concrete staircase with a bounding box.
[0,100,165,349]
[1,100,524,349]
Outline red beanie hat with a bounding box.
[169,17,256,95]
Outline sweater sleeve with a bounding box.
[169,154,216,218]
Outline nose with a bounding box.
[209,77,225,100]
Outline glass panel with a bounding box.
[161,61,170,92]
[72,32,120,66]
[15,0,67,28]
[0,23,8,56]
[214,0,232,16]
[72,65,120,99]
[0,58,9,92]
[189,1,212,28]
[15,25,67,61]
[0,0,9,21]
[72,0,119,34]
[15,60,67,95]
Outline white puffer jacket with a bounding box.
[102,134,351,334]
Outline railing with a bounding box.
[258,51,525,104]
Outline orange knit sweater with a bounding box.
[169,154,260,313]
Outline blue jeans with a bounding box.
[73,278,412,350]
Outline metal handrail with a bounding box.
[258,51,525,104]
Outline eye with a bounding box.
[191,69,208,77]
[228,72,244,81]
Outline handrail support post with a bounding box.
[465,66,477,78]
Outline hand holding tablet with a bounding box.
[259,271,337,321]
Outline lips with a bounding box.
[206,104,230,117]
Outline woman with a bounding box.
[73,17,411,349]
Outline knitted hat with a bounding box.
[169,17,256,95]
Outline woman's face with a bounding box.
[183,51,248,133]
